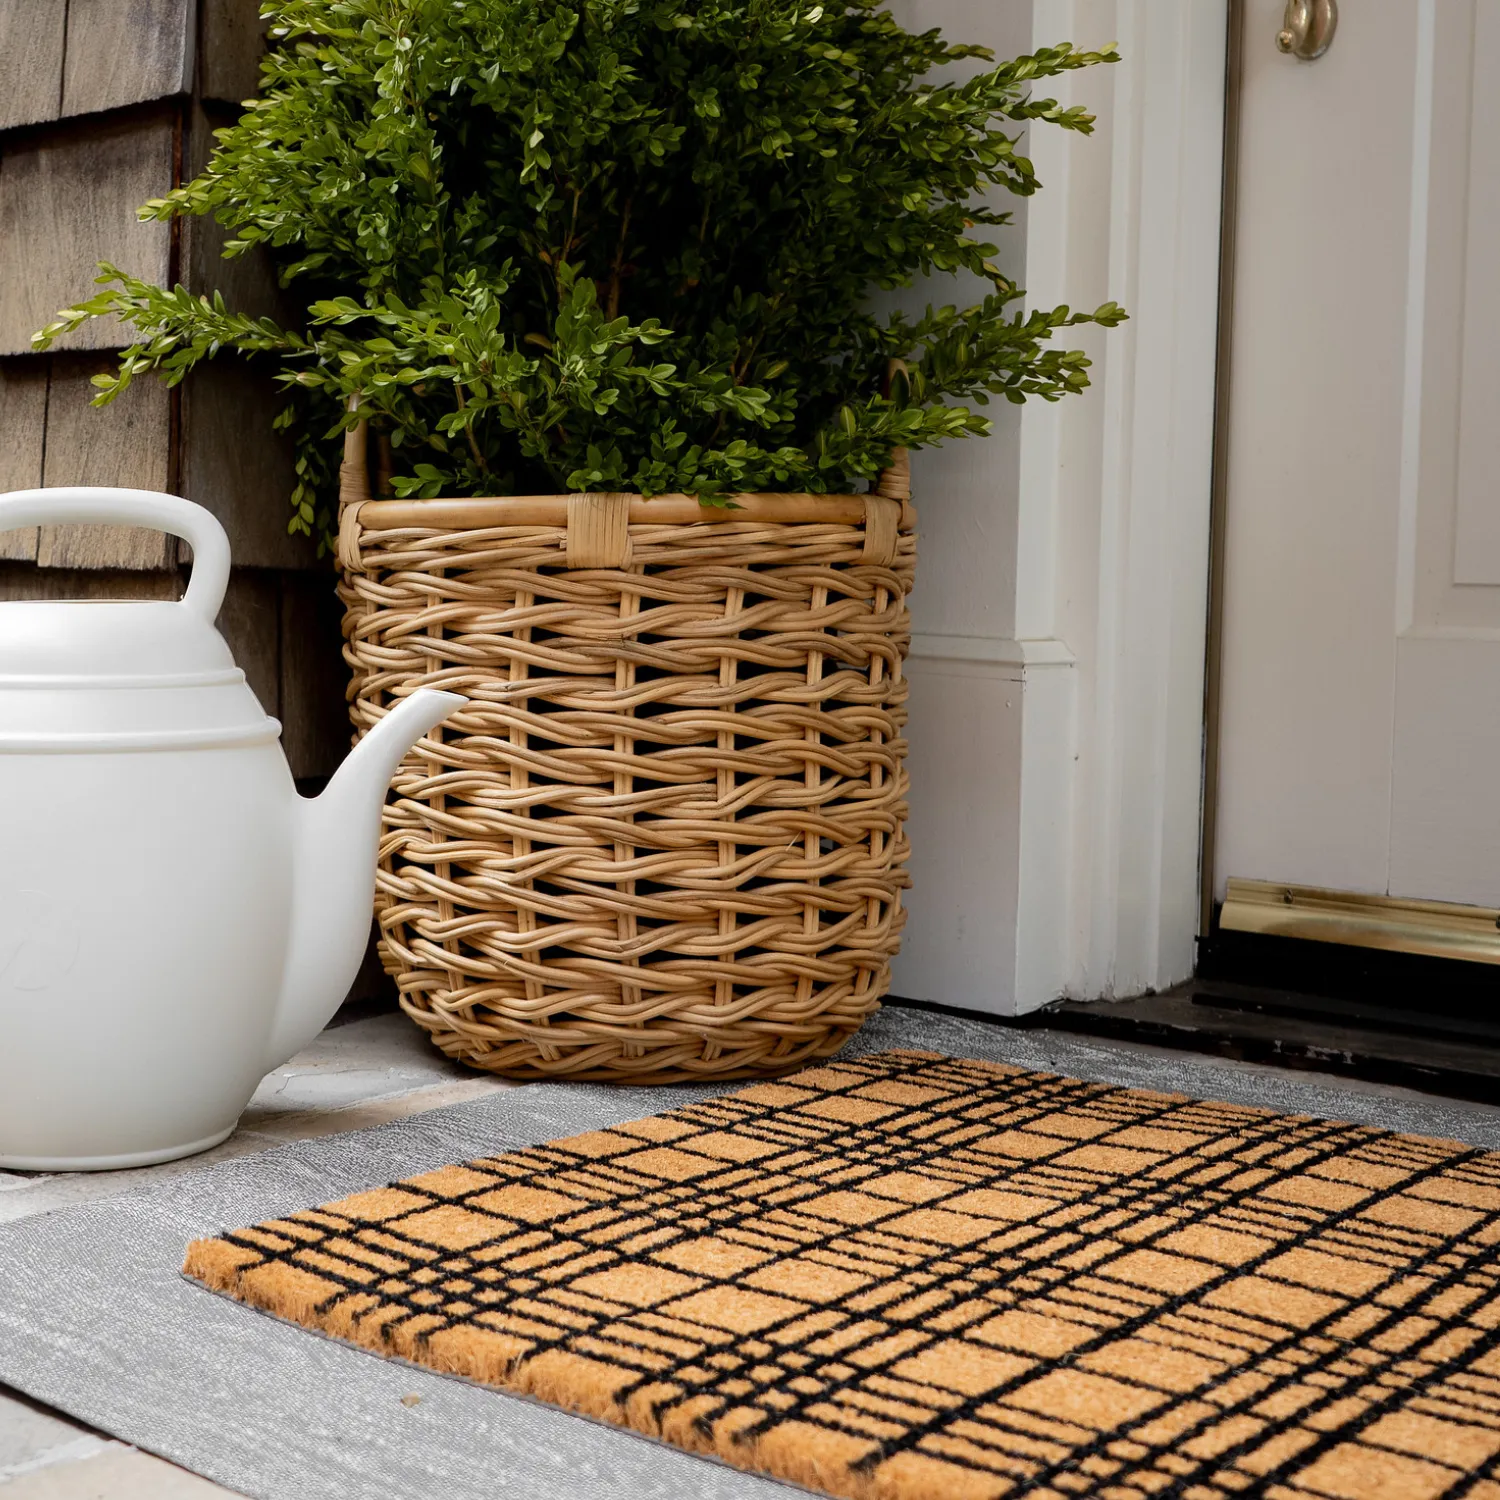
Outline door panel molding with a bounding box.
[1401,0,1500,626]
[1451,1,1500,585]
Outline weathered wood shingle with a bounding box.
[0,0,197,129]
[181,362,311,570]
[0,0,67,132]
[182,102,289,324]
[280,570,351,779]
[0,110,176,355]
[217,567,281,716]
[199,0,270,106]
[0,359,47,558]
[35,355,175,569]
[60,0,194,118]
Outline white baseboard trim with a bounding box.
[908,634,1077,667]
[895,645,1079,1017]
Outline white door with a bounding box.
[1215,0,1500,912]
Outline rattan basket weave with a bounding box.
[335,422,915,1083]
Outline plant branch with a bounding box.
[607,192,633,322]
[453,383,489,474]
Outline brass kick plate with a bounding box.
[1220,879,1500,966]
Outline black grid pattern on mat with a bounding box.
[192,1050,1500,1499]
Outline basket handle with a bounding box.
[339,392,370,514]
[337,394,372,574]
[872,359,911,504]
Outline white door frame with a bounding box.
[892,0,1230,1014]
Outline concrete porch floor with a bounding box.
[0,1012,515,1496]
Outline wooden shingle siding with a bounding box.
[0,360,46,559]
[216,566,281,718]
[199,0,269,107]
[0,108,176,355]
[280,570,352,780]
[0,0,196,128]
[60,0,193,119]
[35,354,175,569]
[0,563,179,603]
[183,102,288,325]
[0,354,183,566]
[0,1,357,793]
[0,1,67,132]
[181,361,307,570]
[175,100,308,570]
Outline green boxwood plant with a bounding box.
[36,0,1123,542]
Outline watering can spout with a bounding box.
[264,689,464,1070]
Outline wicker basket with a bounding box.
[335,423,915,1083]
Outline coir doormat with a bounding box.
[185,1050,1500,1499]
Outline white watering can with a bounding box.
[0,489,463,1170]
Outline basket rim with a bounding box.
[351,490,916,531]
[338,398,913,528]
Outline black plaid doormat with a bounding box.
[186,1050,1500,1498]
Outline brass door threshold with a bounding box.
[1220,879,1500,965]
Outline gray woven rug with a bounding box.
[4,1006,1500,1500]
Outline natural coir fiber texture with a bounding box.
[185,1051,1500,1499]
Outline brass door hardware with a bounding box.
[1277,0,1338,60]
[1220,879,1500,964]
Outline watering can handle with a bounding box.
[0,487,232,623]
